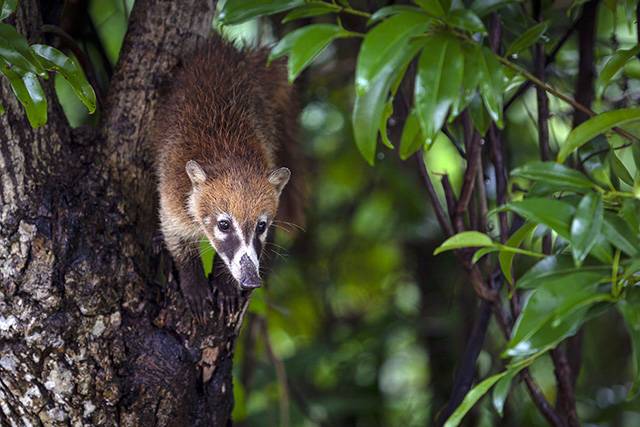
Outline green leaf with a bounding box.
[0,59,46,127]
[270,24,348,82]
[518,255,609,289]
[367,5,426,25]
[597,45,640,98]
[0,23,45,75]
[501,198,575,240]
[445,358,534,427]
[602,212,640,257]
[570,193,603,266]
[505,21,549,57]
[353,40,424,164]
[469,92,490,135]
[413,0,446,17]
[477,46,505,127]
[446,9,486,34]
[414,34,463,145]
[451,43,481,118]
[618,288,640,399]
[434,231,494,255]
[399,109,424,159]
[472,246,499,263]
[31,44,96,113]
[610,151,634,186]
[558,108,640,163]
[511,161,595,192]
[505,272,609,358]
[492,368,519,417]
[218,0,303,25]
[0,0,17,20]
[356,11,429,96]
[281,2,339,22]
[499,223,536,285]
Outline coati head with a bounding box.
[185,160,290,290]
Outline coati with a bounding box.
[152,36,303,320]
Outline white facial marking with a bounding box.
[213,213,231,240]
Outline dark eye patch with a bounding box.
[216,227,241,261]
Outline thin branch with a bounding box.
[416,152,455,236]
[441,174,458,223]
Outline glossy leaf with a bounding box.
[282,3,339,22]
[501,198,575,240]
[472,246,499,263]
[0,0,17,20]
[492,368,519,417]
[353,40,424,164]
[558,108,640,163]
[413,0,446,17]
[414,34,463,144]
[31,44,96,113]
[511,161,595,192]
[270,24,348,82]
[610,151,634,186]
[505,21,549,57]
[367,5,426,25]
[477,46,505,127]
[505,272,607,357]
[469,92,490,135]
[602,212,640,257]
[452,43,481,118]
[446,9,486,34]
[218,0,303,25]
[379,99,394,149]
[399,109,424,159]
[0,23,45,75]
[618,289,640,399]
[570,193,603,266]
[434,231,494,255]
[0,59,46,127]
[597,45,640,98]
[356,11,429,96]
[500,222,536,285]
[518,255,609,289]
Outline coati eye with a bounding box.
[256,220,267,234]
[217,220,231,232]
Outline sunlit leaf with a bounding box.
[511,161,595,192]
[477,46,505,127]
[597,45,640,98]
[505,272,609,358]
[356,11,429,96]
[218,0,303,25]
[0,0,18,20]
[570,193,603,266]
[281,2,339,22]
[505,21,549,57]
[610,151,634,186]
[353,40,424,164]
[270,24,348,82]
[31,44,96,113]
[557,108,640,163]
[0,23,45,75]
[499,222,536,285]
[414,34,463,145]
[434,231,495,255]
[0,58,46,127]
[446,9,486,34]
[492,368,519,417]
[501,198,575,240]
[472,246,499,263]
[602,212,640,257]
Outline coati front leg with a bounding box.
[169,236,213,323]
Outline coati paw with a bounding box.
[181,280,214,324]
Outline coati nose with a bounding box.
[239,254,261,289]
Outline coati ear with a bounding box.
[268,167,291,196]
[186,160,207,185]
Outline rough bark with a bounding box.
[0,1,251,425]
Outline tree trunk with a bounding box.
[0,1,249,425]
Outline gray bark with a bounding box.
[0,1,248,425]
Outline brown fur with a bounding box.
[152,36,304,262]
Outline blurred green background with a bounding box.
[53,1,640,426]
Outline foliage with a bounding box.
[219,0,640,425]
[0,0,95,127]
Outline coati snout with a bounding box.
[185,160,290,290]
